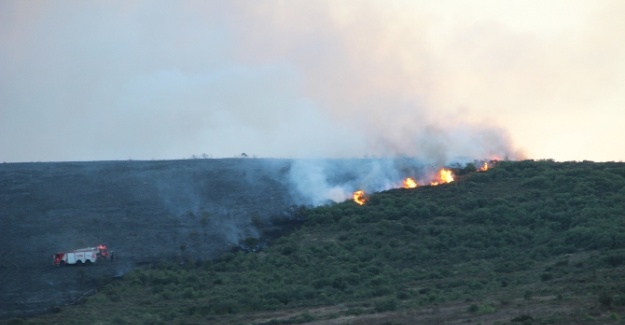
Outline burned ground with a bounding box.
[0,158,299,318]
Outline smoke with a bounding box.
[287,157,434,205]
[2,1,623,162]
[114,262,133,278]
[197,1,528,162]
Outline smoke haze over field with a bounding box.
[288,157,436,205]
[2,1,625,162]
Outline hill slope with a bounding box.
[13,160,625,325]
[0,157,434,319]
[0,159,299,318]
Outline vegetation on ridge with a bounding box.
[11,160,625,325]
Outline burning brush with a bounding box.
[430,168,454,186]
[352,190,367,205]
[350,160,499,205]
[403,177,418,189]
[352,167,458,205]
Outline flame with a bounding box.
[353,190,367,205]
[479,162,489,171]
[403,177,418,189]
[430,168,455,186]
[347,166,462,205]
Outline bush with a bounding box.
[478,303,496,315]
[468,303,497,315]
[524,291,533,300]
[396,291,411,300]
[5,319,27,325]
[214,299,239,314]
[603,253,625,267]
[613,294,625,306]
[598,291,613,309]
[540,273,553,281]
[510,314,534,323]
[374,298,397,312]
[182,288,196,299]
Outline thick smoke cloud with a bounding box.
[1,1,624,162]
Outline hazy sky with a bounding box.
[1,1,624,162]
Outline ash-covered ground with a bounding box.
[0,157,429,319]
[0,159,304,318]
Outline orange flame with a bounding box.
[479,162,489,171]
[430,168,455,186]
[353,190,367,205]
[403,177,418,189]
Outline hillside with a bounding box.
[7,160,625,324]
[0,159,299,318]
[0,157,432,319]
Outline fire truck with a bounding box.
[53,245,109,265]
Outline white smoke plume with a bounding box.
[287,157,434,205]
[2,1,623,162]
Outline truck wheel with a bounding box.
[85,259,92,265]
[75,260,83,266]
[60,260,66,266]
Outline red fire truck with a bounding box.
[53,245,109,265]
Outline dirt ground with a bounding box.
[202,295,596,325]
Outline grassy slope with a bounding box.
[9,160,625,325]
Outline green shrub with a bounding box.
[374,298,397,312]
[5,319,27,325]
[540,272,553,281]
[510,314,534,323]
[598,291,613,309]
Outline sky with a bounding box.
[1,0,624,163]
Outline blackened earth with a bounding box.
[0,158,303,319]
